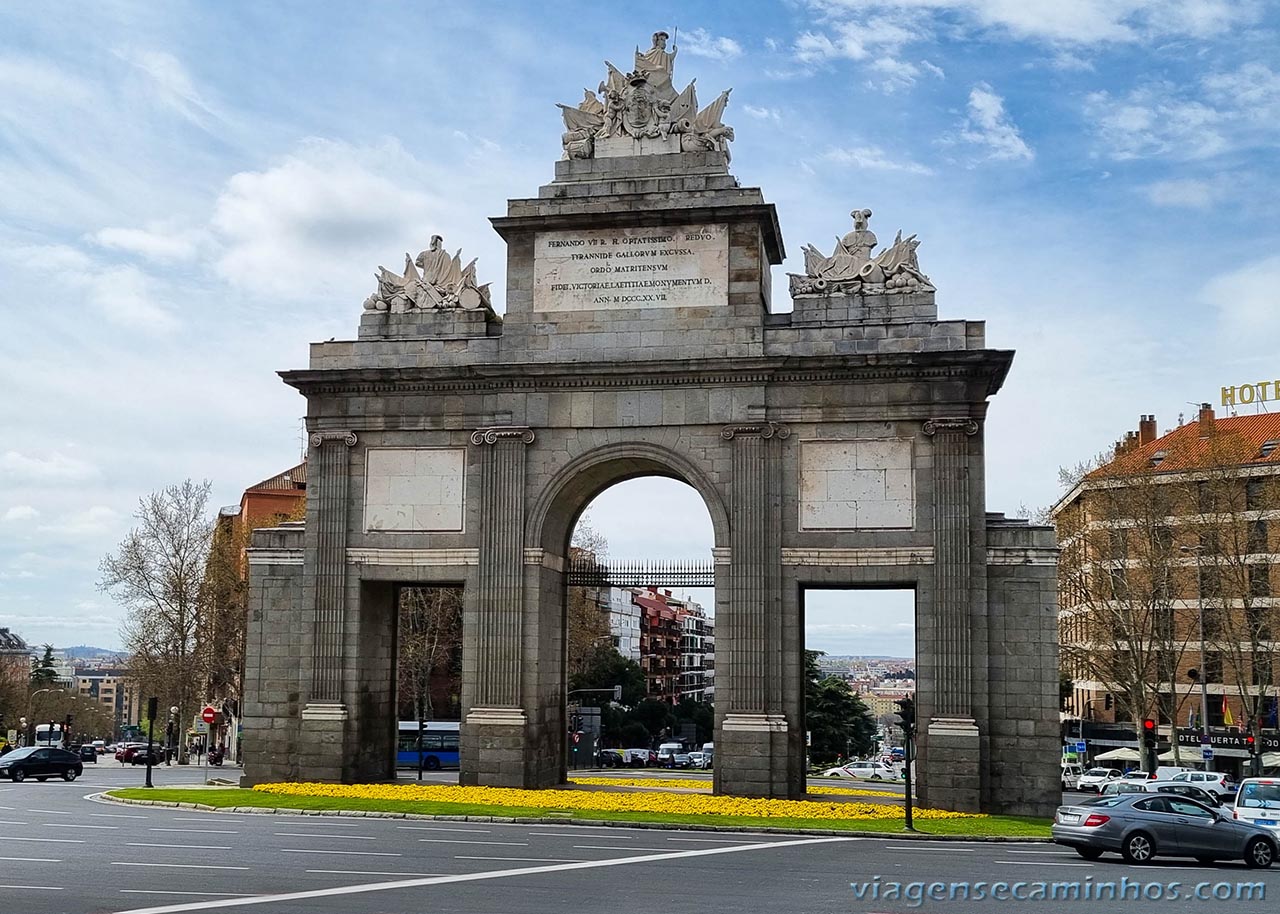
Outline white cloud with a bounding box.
[742,105,781,121]
[116,48,220,128]
[679,28,743,61]
[958,83,1033,162]
[38,505,119,537]
[1202,255,1280,337]
[211,139,442,301]
[88,264,178,331]
[867,56,920,92]
[1085,84,1227,161]
[88,225,202,262]
[1145,178,1218,209]
[2,505,39,522]
[821,145,935,175]
[0,451,98,482]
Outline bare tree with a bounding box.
[100,480,213,764]
[398,587,463,726]
[567,513,611,678]
[1056,461,1198,762]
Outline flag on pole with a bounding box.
[1222,695,1235,727]
[1188,706,1197,728]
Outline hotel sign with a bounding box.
[1222,381,1280,407]
[1177,728,1279,752]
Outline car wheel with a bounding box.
[1122,832,1155,864]
[1244,837,1275,869]
[11,768,24,783]
[63,769,77,782]
[425,757,441,771]
[1075,847,1103,860]
[872,774,882,780]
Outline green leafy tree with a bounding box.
[804,650,876,764]
[30,645,57,687]
[568,644,644,705]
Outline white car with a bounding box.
[1234,778,1280,833]
[1061,764,1083,790]
[1169,770,1237,799]
[822,761,898,780]
[1077,767,1122,792]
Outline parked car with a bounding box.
[1122,770,1153,781]
[0,747,84,782]
[1233,778,1280,835]
[128,746,164,766]
[822,761,899,780]
[1168,770,1237,800]
[595,749,625,768]
[1155,765,1198,781]
[1053,793,1276,867]
[76,745,97,763]
[656,742,683,768]
[673,753,692,768]
[1077,767,1123,792]
[1099,780,1148,797]
[688,751,706,769]
[1148,782,1222,806]
[623,748,652,768]
[1061,764,1083,790]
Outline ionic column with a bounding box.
[471,426,534,710]
[307,430,357,710]
[923,417,979,718]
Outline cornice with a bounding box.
[281,350,1015,398]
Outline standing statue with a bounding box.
[634,30,678,103]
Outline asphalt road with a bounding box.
[2,764,1277,914]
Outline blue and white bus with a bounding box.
[396,720,460,770]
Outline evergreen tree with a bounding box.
[804,650,877,764]
[30,645,58,687]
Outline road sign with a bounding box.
[1203,747,1214,760]
[1075,741,1087,753]
[201,706,217,724]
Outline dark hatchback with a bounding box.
[0,747,84,782]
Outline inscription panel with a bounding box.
[799,439,914,530]
[364,447,465,532]
[533,223,728,312]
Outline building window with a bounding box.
[1247,603,1272,641]
[1204,652,1223,684]
[1248,520,1268,555]
[1199,566,1221,600]
[1251,565,1273,599]
[1253,653,1274,689]
[1247,478,1265,511]
[1202,606,1224,639]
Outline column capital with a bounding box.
[923,417,979,437]
[721,421,790,441]
[309,430,358,447]
[470,426,535,446]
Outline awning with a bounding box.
[1095,747,1141,762]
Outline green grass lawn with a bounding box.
[107,788,1051,838]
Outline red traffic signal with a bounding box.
[1141,718,1157,749]
[1246,734,1258,754]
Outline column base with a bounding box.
[461,707,556,788]
[295,702,348,782]
[716,713,796,798]
[922,717,982,813]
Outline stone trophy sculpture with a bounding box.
[555,30,734,160]
[789,209,935,296]
[361,235,493,314]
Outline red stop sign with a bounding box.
[201,706,217,724]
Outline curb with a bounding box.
[97,793,1051,842]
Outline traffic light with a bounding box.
[1104,694,1113,710]
[894,697,915,734]
[1142,718,1157,749]
[1246,733,1258,755]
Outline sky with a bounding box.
[1,1,1277,654]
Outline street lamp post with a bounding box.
[27,689,64,746]
[1181,545,1212,768]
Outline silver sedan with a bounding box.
[1052,794,1277,867]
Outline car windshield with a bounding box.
[1238,783,1280,809]
[2,748,36,760]
[1085,768,1111,776]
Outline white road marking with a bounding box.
[885,845,975,851]
[0,836,85,844]
[0,820,25,825]
[306,870,445,877]
[126,843,234,850]
[0,856,61,862]
[572,844,681,852]
[44,822,119,829]
[113,835,854,913]
[279,849,401,857]
[29,809,73,816]
[665,836,773,844]
[171,817,246,824]
[0,884,63,890]
[417,838,528,846]
[530,831,634,839]
[112,862,250,871]
[397,825,491,833]
[150,828,239,834]
[1003,849,1079,855]
[455,855,577,862]
[92,813,148,819]
[994,860,1093,867]
[273,832,377,840]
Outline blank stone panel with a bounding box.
[799,438,914,530]
[364,447,465,532]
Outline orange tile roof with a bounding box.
[246,462,307,492]
[1091,413,1280,478]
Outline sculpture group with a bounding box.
[789,209,936,297]
[362,235,493,314]
[557,31,735,160]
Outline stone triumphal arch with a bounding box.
[241,34,1060,816]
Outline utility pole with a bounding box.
[895,697,915,831]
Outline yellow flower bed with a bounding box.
[568,776,897,798]
[252,781,980,821]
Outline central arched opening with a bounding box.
[530,445,727,781]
